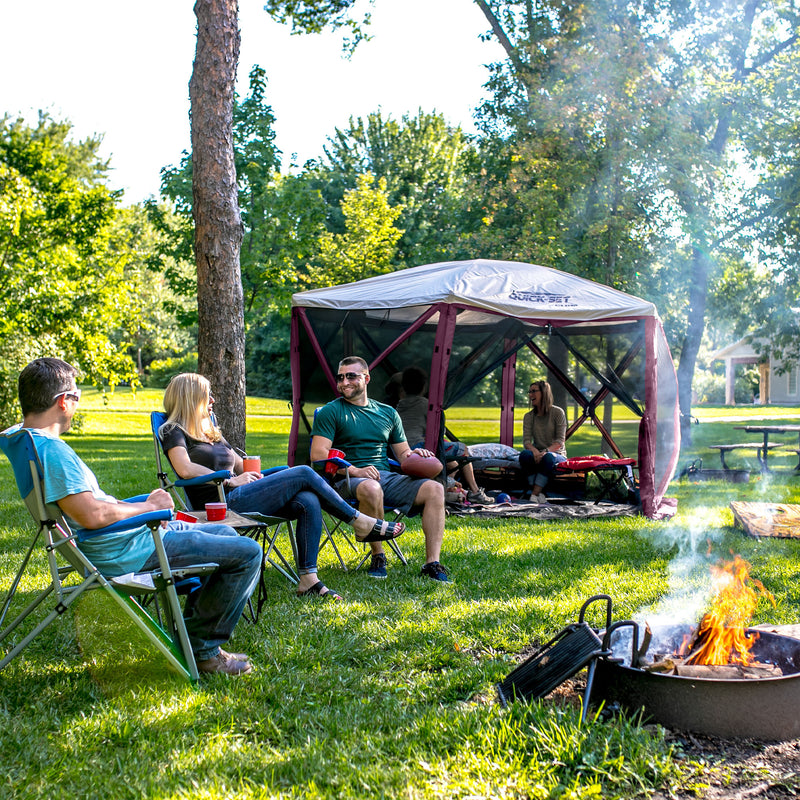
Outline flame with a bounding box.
[681,554,774,666]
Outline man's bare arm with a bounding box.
[58,488,174,530]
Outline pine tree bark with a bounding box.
[190,0,246,450]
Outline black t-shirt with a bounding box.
[160,424,235,509]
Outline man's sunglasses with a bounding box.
[336,372,364,383]
[53,388,82,402]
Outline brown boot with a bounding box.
[196,648,253,676]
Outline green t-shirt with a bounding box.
[312,397,406,470]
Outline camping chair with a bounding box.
[555,456,638,504]
[0,426,217,682]
[311,451,408,571]
[150,412,298,620]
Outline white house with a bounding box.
[712,338,800,405]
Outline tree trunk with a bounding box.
[677,243,712,441]
[190,0,246,451]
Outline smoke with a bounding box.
[639,506,723,627]
[609,508,724,665]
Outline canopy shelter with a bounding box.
[288,260,680,518]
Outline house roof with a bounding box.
[711,338,762,360]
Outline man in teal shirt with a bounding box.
[311,356,450,582]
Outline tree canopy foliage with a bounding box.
[0,113,140,425]
[471,0,800,434]
[6,0,800,422]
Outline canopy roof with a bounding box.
[293,259,658,323]
[289,260,680,518]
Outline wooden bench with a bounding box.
[781,449,800,471]
[708,442,784,470]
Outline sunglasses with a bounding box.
[53,388,82,402]
[336,372,365,383]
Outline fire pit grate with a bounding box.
[497,595,611,711]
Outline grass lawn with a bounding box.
[2,390,800,799]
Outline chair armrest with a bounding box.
[262,466,288,476]
[77,509,172,540]
[174,470,233,488]
[123,493,150,503]
[313,457,351,471]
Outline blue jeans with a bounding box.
[226,465,358,576]
[140,521,262,662]
[518,450,567,489]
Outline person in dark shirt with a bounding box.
[395,366,494,505]
[160,373,404,600]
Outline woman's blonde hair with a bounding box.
[529,380,554,415]
[161,373,222,442]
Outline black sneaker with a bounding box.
[367,552,388,579]
[420,561,451,583]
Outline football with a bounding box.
[401,452,443,479]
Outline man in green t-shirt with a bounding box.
[311,356,450,582]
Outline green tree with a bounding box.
[317,110,474,265]
[106,205,196,376]
[305,173,403,287]
[471,0,675,286]
[0,112,138,426]
[473,0,800,440]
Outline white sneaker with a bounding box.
[531,493,548,504]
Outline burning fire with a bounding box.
[679,554,774,666]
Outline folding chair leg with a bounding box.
[243,520,299,623]
[148,527,199,681]
[0,527,43,630]
[0,574,100,671]
[319,515,359,571]
[354,536,409,570]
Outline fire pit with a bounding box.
[592,555,800,740]
[593,623,800,740]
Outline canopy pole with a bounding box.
[499,346,517,446]
[639,316,658,516]
[288,308,303,466]
[425,304,457,452]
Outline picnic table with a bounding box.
[734,425,800,471]
[709,441,784,471]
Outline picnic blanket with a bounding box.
[730,501,800,539]
[448,499,639,520]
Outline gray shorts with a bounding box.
[335,469,428,517]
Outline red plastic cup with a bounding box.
[326,449,344,476]
[175,510,199,523]
[205,502,227,521]
[242,455,261,473]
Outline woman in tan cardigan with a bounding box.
[519,380,568,502]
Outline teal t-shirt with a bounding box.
[30,428,157,577]
[312,398,406,470]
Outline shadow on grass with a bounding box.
[73,590,191,696]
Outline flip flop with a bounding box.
[296,580,342,601]
[355,518,406,543]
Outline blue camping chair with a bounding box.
[150,412,299,620]
[0,426,217,682]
